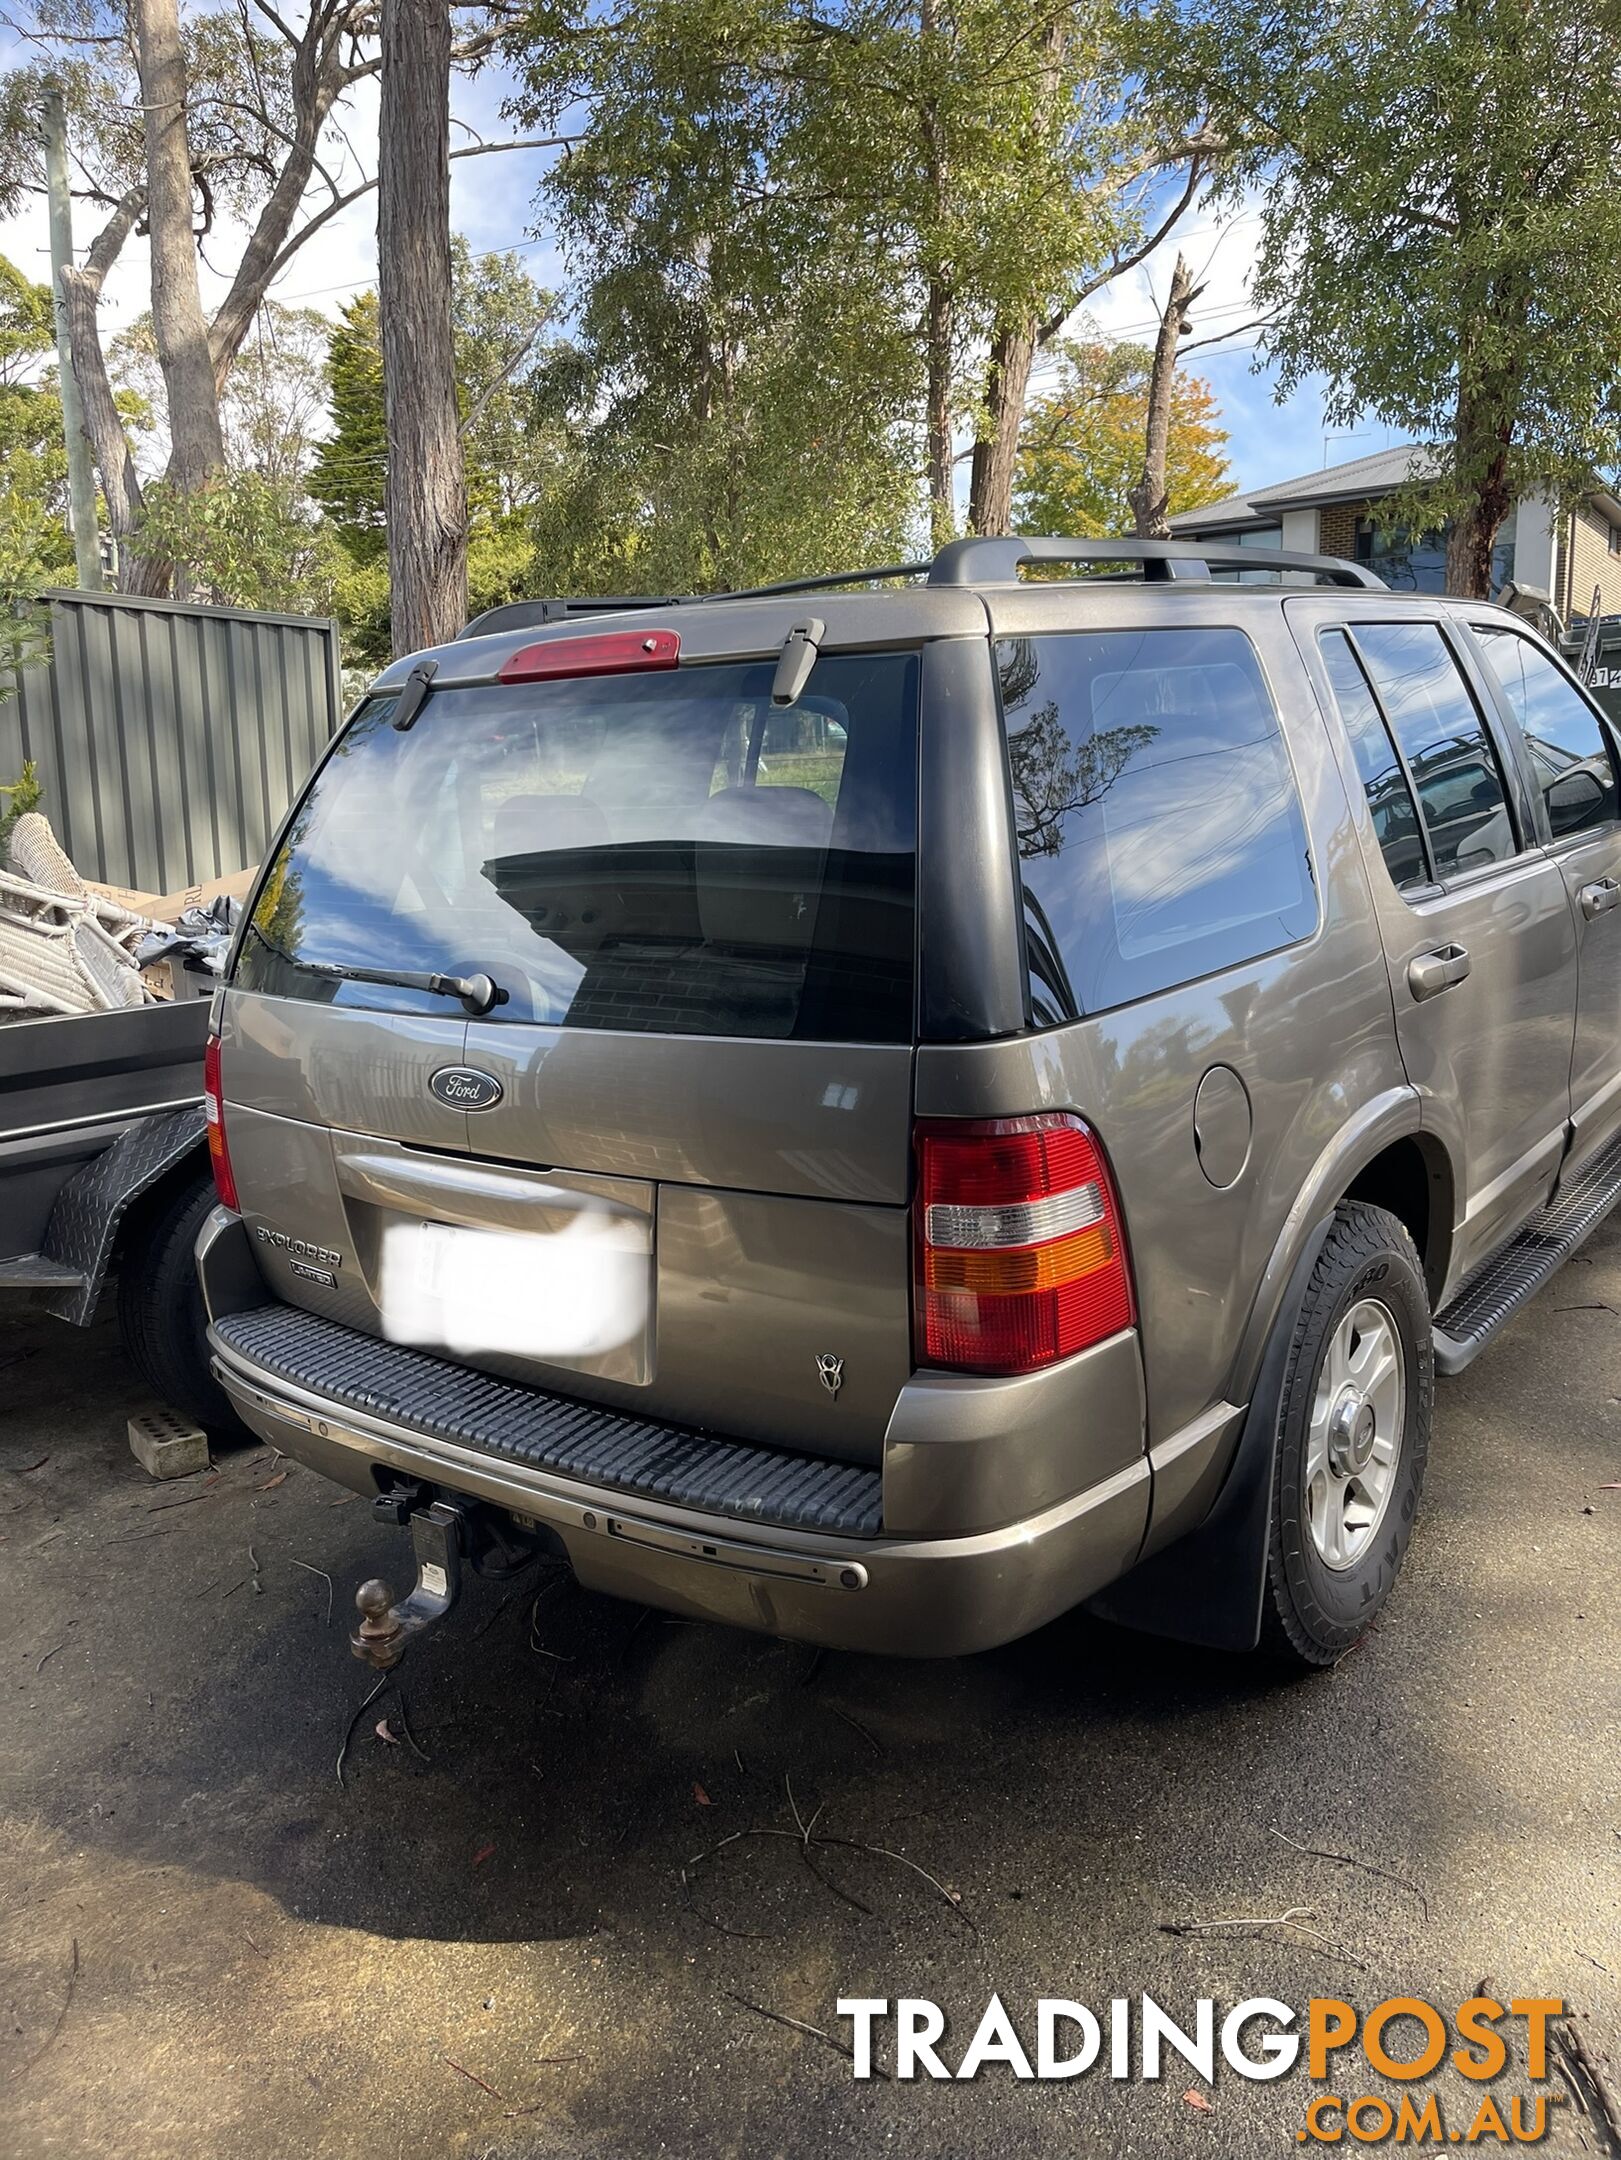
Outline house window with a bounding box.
[1355,517,1516,597]
[1607,521,1621,558]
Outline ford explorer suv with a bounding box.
[194,536,1621,1671]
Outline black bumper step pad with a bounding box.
[1433,1127,1621,1374]
[213,1303,883,1537]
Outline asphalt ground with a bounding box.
[1,1226,1617,2159]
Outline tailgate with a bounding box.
[224,637,923,1465]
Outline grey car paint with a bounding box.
[203,571,1621,1655]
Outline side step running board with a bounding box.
[0,1253,86,1292]
[1433,1129,1621,1374]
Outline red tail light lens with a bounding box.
[203,1033,239,1212]
[914,1113,1134,1375]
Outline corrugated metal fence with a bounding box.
[1,588,341,894]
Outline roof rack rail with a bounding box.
[456,537,1379,637]
[928,535,1382,589]
[457,563,929,640]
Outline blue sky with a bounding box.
[0,34,1410,508]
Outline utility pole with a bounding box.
[42,84,103,592]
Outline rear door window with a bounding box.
[1475,625,1620,840]
[1318,629,1428,892]
[235,651,918,1043]
[996,627,1317,1022]
[1350,622,1516,877]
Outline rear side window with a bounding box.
[997,628,1317,1023]
[1351,623,1515,877]
[235,651,918,1042]
[1475,625,1619,839]
[1318,630,1428,892]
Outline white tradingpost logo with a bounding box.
[835,1997,1300,2082]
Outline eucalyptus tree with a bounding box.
[1159,0,1621,595]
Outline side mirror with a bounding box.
[1547,768,1606,836]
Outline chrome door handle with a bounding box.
[1407,944,1471,1001]
[1580,878,1621,920]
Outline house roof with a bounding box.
[1166,444,1438,532]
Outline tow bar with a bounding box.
[350,1498,466,1671]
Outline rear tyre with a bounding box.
[1260,1201,1431,1669]
[117,1167,246,1438]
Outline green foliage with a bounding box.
[512,0,1195,556]
[1156,0,1621,589]
[508,0,925,589]
[0,759,43,858]
[310,246,566,662]
[134,472,333,616]
[1014,334,1232,536]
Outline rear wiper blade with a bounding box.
[247,922,507,1016]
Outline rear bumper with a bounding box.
[199,1210,1151,1656]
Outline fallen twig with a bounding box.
[1160,1905,1365,1968]
[823,1703,883,1755]
[248,1543,263,1595]
[291,1558,334,1626]
[442,2054,506,2101]
[337,1676,389,1789]
[35,1636,69,1674]
[726,1991,889,2078]
[1269,1824,1429,1920]
[5,1938,78,2082]
[1550,2011,1621,2155]
[242,1932,269,1961]
[146,1474,220,1513]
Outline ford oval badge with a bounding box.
[429,1065,503,1111]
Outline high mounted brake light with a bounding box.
[497,627,680,684]
[914,1113,1133,1375]
[203,1032,239,1213]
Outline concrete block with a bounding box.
[128,1407,210,1481]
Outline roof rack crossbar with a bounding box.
[927,534,1383,589]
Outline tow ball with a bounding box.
[350,1498,466,1670]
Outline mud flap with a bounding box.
[1085,1214,1335,1653]
[40,1106,207,1326]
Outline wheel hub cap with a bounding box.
[1305,1300,1404,1573]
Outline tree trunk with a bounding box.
[968,319,1037,535]
[379,0,467,655]
[1445,412,1514,600]
[134,0,226,586]
[59,189,147,572]
[924,277,956,545]
[1128,253,1202,540]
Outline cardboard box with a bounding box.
[86,865,258,924]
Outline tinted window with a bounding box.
[1351,623,1515,877]
[1476,626,1619,840]
[997,628,1317,1022]
[234,653,918,1042]
[1319,630,1428,891]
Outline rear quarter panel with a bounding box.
[932,588,1411,1452]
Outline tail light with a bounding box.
[914,1113,1134,1375]
[202,1033,239,1212]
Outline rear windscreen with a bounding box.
[233,650,919,1043]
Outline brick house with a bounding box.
[1165,443,1621,620]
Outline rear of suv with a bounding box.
[196,536,1621,1668]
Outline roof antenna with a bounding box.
[772,617,825,707]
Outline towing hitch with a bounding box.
[350,1499,466,1670]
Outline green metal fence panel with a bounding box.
[1,589,341,893]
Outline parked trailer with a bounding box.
[0,996,236,1426]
